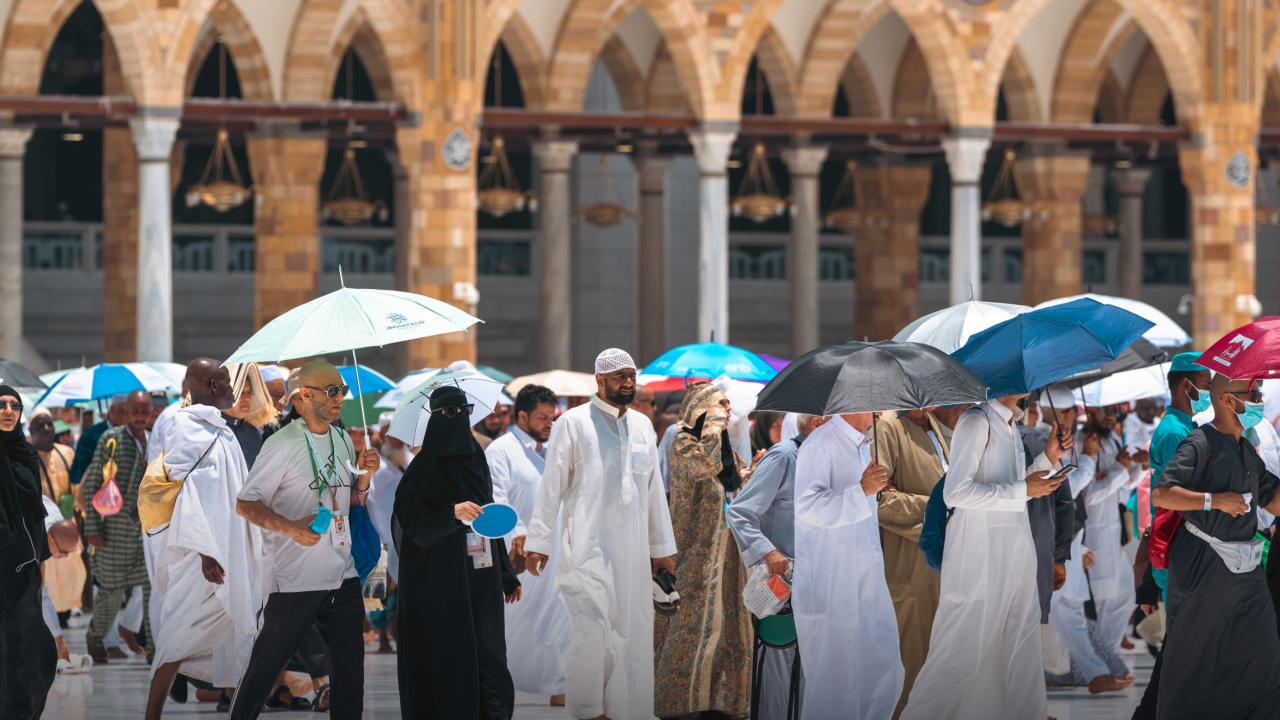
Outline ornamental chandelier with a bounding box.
[981,148,1034,228]
[477,50,534,218]
[824,160,884,233]
[184,41,252,213]
[577,155,632,227]
[731,143,788,223]
[320,52,388,226]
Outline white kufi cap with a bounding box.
[594,348,636,374]
[1039,386,1078,412]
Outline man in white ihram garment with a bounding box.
[487,383,570,707]
[792,410,902,719]
[525,348,677,720]
[144,359,263,720]
[901,394,1070,720]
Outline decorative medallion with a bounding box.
[443,127,472,171]
[1226,151,1251,189]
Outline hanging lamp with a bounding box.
[980,148,1033,228]
[477,48,534,217]
[185,40,252,212]
[577,155,632,227]
[320,51,389,225]
[824,160,882,232]
[730,63,787,223]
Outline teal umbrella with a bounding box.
[476,365,514,385]
[223,271,482,429]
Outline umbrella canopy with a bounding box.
[1058,337,1169,384]
[1070,363,1170,408]
[755,341,990,416]
[952,298,1154,397]
[35,363,177,408]
[1035,293,1191,348]
[476,365,514,384]
[340,394,385,429]
[337,365,394,398]
[508,370,598,398]
[375,369,439,409]
[143,362,188,389]
[757,354,791,372]
[39,367,81,388]
[223,284,481,364]
[893,300,1032,354]
[0,359,47,391]
[1200,316,1280,380]
[388,370,504,446]
[641,342,777,382]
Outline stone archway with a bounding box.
[181,1,274,101]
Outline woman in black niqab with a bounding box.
[0,384,56,719]
[393,385,520,720]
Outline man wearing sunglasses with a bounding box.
[232,361,379,720]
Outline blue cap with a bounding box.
[1170,352,1207,373]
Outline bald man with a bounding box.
[1152,374,1280,719]
[232,361,379,720]
[82,389,155,663]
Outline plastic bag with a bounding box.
[742,561,791,619]
[92,438,124,516]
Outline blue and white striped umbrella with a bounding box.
[34,363,177,409]
[338,365,395,399]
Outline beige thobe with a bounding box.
[876,412,951,718]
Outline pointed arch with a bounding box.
[1001,46,1041,123]
[1050,0,1128,123]
[892,38,935,120]
[841,52,881,118]
[322,9,398,101]
[181,0,274,101]
[281,0,418,104]
[597,36,646,113]
[718,0,789,114]
[646,43,690,114]
[1096,69,1125,123]
[751,24,799,117]
[491,12,548,109]
[1127,43,1172,124]
[796,0,890,118]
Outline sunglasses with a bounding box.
[0,400,22,411]
[1228,390,1263,403]
[304,384,350,399]
[434,404,475,419]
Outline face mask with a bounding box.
[1187,387,1211,414]
[1236,399,1266,430]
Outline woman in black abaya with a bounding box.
[393,386,521,720]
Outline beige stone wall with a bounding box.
[853,164,933,341]
[1014,151,1092,306]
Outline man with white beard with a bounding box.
[487,384,570,707]
[792,411,902,719]
[525,348,676,720]
[144,359,262,720]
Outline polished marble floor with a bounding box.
[43,625,1154,719]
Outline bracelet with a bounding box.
[1204,492,1213,512]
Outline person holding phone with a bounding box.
[231,361,379,720]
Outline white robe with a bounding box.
[902,400,1055,720]
[792,417,902,720]
[1046,450,1111,681]
[1082,432,1141,669]
[149,405,264,686]
[365,453,405,583]
[486,425,570,696]
[525,395,677,720]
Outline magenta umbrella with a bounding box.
[758,353,791,372]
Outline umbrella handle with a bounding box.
[872,413,878,465]
[351,348,369,434]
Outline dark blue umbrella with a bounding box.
[951,298,1154,397]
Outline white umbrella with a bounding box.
[375,369,440,409]
[893,300,1032,353]
[508,370,598,398]
[1035,293,1191,348]
[143,362,188,388]
[388,370,504,446]
[1075,363,1170,407]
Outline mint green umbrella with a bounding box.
[223,272,482,429]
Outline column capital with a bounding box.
[1111,166,1154,196]
[634,153,672,194]
[129,114,180,162]
[0,127,32,158]
[780,144,828,177]
[941,133,991,184]
[688,125,738,176]
[531,138,579,173]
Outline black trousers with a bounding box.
[0,565,56,720]
[230,578,364,720]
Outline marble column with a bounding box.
[634,149,671,364]
[0,128,32,361]
[130,115,180,362]
[781,144,828,356]
[941,134,991,304]
[1014,149,1092,306]
[1113,168,1152,300]
[532,138,578,370]
[688,126,737,344]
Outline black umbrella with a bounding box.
[755,341,989,416]
[1057,337,1168,385]
[0,359,46,391]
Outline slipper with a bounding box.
[56,659,74,674]
[313,683,331,712]
[61,654,93,675]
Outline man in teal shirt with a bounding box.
[1132,351,1210,720]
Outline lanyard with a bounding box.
[302,427,340,511]
[926,430,950,473]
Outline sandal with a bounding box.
[265,685,312,711]
[312,683,331,712]
[217,690,232,713]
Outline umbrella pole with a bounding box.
[351,348,369,433]
[872,412,879,465]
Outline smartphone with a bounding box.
[309,505,334,534]
[1046,464,1078,482]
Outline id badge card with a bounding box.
[466,531,493,568]
[331,513,351,548]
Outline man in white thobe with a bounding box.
[793,412,902,720]
[145,359,263,720]
[525,349,677,720]
[488,383,571,706]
